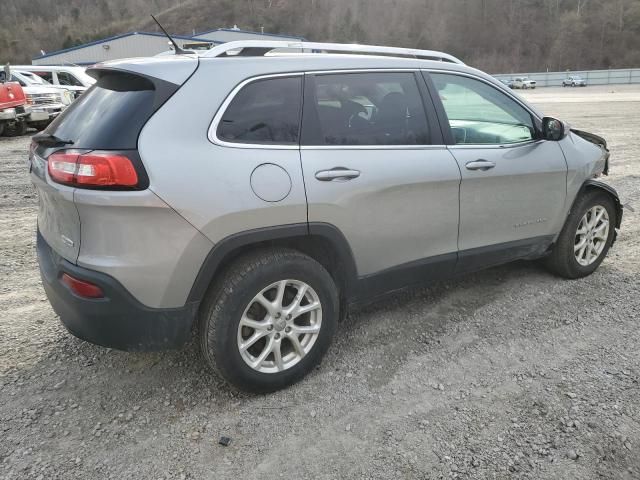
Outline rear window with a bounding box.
[45,71,173,150]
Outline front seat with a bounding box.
[373,92,410,142]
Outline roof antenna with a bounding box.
[151,14,188,54]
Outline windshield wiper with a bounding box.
[32,133,74,147]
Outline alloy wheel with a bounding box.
[574,205,609,266]
[237,280,322,374]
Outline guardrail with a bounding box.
[493,68,640,87]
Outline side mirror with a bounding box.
[542,116,567,141]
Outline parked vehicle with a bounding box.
[0,67,31,136]
[498,78,515,89]
[512,77,537,89]
[14,65,95,98]
[3,70,72,130]
[31,41,623,393]
[563,75,587,87]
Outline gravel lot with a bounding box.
[1,84,639,480]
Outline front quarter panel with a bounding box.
[555,131,610,232]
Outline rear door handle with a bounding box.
[465,159,496,171]
[315,167,361,181]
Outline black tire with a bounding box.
[198,248,339,393]
[544,191,617,279]
[30,121,49,132]
[3,120,27,137]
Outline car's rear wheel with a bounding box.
[544,191,617,279]
[198,248,338,393]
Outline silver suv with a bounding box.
[31,41,623,392]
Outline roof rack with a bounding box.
[201,40,464,65]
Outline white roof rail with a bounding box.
[201,40,464,65]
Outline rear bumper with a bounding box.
[0,108,17,121]
[0,106,31,121]
[37,230,198,351]
[28,105,65,122]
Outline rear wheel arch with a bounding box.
[187,223,358,306]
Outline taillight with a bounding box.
[48,151,138,188]
[61,273,104,299]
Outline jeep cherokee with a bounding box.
[30,41,623,392]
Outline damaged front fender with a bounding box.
[571,128,610,175]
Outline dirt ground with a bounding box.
[1,84,639,480]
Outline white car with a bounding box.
[13,66,95,98]
[4,70,73,129]
[563,76,587,87]
[512,77,537,89]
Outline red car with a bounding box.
[0,74,30,136]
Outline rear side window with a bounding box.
[304,72,431,146]
[45,71,174,149]
[217,76,302,145]
[56,72,83,87]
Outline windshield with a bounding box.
[16,71,52,85]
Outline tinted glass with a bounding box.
[306,72,430,146]
[57,72,83,86]
[33,71,54,83]
[45,71,165,149]
[218,76,302,144]
[431,73,534,145]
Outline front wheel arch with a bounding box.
[578,180,623,230]
[555,179,623,251]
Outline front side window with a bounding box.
[431,73,535,145]
[217,76,302,145]
[35,71,54,83]
[305,72,431,146]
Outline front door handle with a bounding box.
[465,159,496,171]
[315,167,361,181]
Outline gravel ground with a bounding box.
[1,85,639,480]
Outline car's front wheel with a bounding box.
[198,248,338,393]
[544,191,617,279]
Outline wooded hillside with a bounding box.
[2,0,640,73]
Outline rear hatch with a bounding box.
[30,57,197,263]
